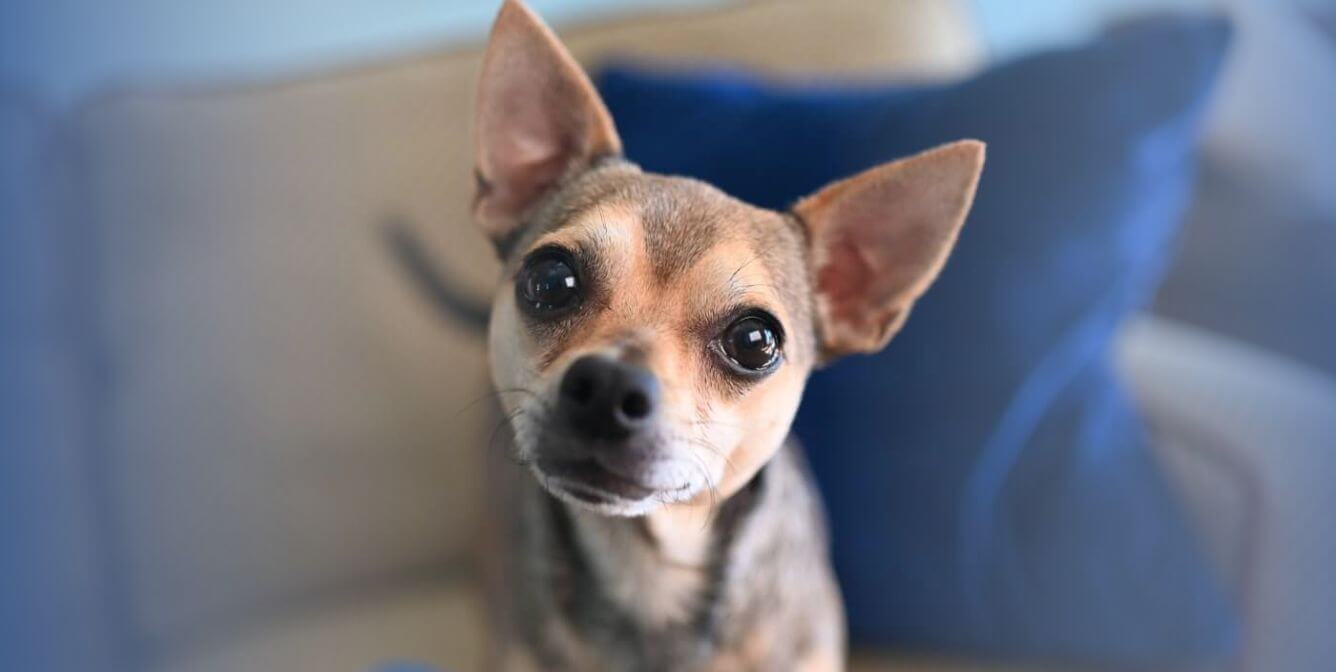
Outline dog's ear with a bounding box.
[473,0,621,250]
[794,140,985,359]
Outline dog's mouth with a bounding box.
[534,456,662,505]
[515,414,707,514]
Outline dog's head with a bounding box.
[475,0,983,516]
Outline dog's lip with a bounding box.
[535,457,659,501]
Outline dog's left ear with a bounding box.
[794,140,985,359]
[473,0,621,250]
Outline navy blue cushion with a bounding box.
[596,16,1235,666]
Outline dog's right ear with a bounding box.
[473,0,621,251]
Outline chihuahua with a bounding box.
[473,2,984,670]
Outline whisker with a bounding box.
[728,255,762,285]
[686,435,739,479]
[686,452,721,529]
[732,281,782,294]
[685,418,746,431]
[454,386,538,417]
[488,407,529,465]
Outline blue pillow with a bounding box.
[596,16,1235,667]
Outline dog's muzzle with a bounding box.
[528,354,692,509]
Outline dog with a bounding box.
[472,2,984,669]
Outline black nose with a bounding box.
[558,355,660,441]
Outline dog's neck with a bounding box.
[556,464,767,630]
[643,501,719,567]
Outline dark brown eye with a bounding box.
[518,250,581,315]
[720,314,782,374]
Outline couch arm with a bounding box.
[1115,314,1336,672]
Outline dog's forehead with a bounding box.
[633,175,752,281]
[535,167,806,283]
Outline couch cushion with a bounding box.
[144,577,1066,672]
[595,15,1235,666]
[76,73,499,654]
[70,0,981,655]
[1117,316,1336,672]
[148,580,485,672]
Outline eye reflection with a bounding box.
[720,314,781,373]
[518,249,582,315]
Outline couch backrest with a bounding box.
[67,0,980,657]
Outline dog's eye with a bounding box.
[518,249,581,315]
[720,314,782,373]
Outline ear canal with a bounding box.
[794,140,985,359]
[473,0,622,250]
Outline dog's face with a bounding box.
[488,166,818,515]
[475,0,984,516]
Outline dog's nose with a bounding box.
[558,355,660,441]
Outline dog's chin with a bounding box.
[529,454,699,517]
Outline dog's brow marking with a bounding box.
[637,179,728,284]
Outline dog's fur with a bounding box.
[473,2,984,669]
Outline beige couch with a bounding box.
[8,1,1334,670]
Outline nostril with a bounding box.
[620,390,651,420]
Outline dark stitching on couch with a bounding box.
[382,216,491,334]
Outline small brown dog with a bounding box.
[474,2,984,669]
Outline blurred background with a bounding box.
[2,1,1333,671]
